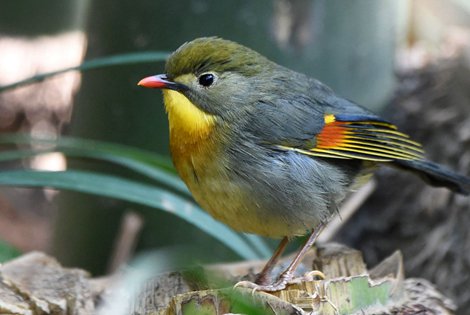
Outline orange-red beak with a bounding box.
[137,74,188,91]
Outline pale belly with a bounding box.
[171,138,329,238]
[177,161,312,238]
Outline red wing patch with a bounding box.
[277,114,425,162]
[316,119,348,149]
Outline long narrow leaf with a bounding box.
[0,134,271,256]
[0,134,187,194]
[0,169,261,260]
[0,147,189,196]
[0,133,174,172]
[0,51,170,92]
[241,234,272,258]
[0,149,44,162]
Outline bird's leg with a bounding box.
[254,236,289,285]
[236,223,325,292]
[269,223,325,290]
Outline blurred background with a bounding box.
[0,0,470,313]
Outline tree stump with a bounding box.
[130,243,455,315]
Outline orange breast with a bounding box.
[162,89,220,186]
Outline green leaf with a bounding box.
[0,133,174,170]
[0,134,271,258]
[0,133,183,190]
[0,169,261,260]
[0,240,21,263]
[0,51,170,92]
[241,234,272,258]
[0,149,44,162]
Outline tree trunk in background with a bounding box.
[284,0,406,110]
[0,0,87,253]
[53,0,406,274]
[0,1,86,36]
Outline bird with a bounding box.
[138,37,470,292]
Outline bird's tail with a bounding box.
[393,159,470,195]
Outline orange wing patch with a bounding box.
[316,114,348,149]
[278,114,425,162]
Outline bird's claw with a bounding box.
[234,271,293,293]
[234,270,326,293]
[233,280,261,296]
[301,270,326,282]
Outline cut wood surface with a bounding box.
[0,245,456,314]
[131,243,456,315]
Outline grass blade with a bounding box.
[0,169,261,260]
[0,51,170,92]
[0,134,271,257]
[0,133,174,171]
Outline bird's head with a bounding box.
[138,37,276,123]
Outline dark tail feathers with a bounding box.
[393,159,470,195]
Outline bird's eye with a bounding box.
[198,73,216,87]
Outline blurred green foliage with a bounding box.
[0,133,269,260]
[0,240,20,263]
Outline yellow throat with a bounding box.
[162,89,216,143]
[162,88,220,192]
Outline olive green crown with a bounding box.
[165,37,273,78]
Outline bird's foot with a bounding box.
[235,270,326,293]
[234,270,294,292]
[289,270,326,284]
